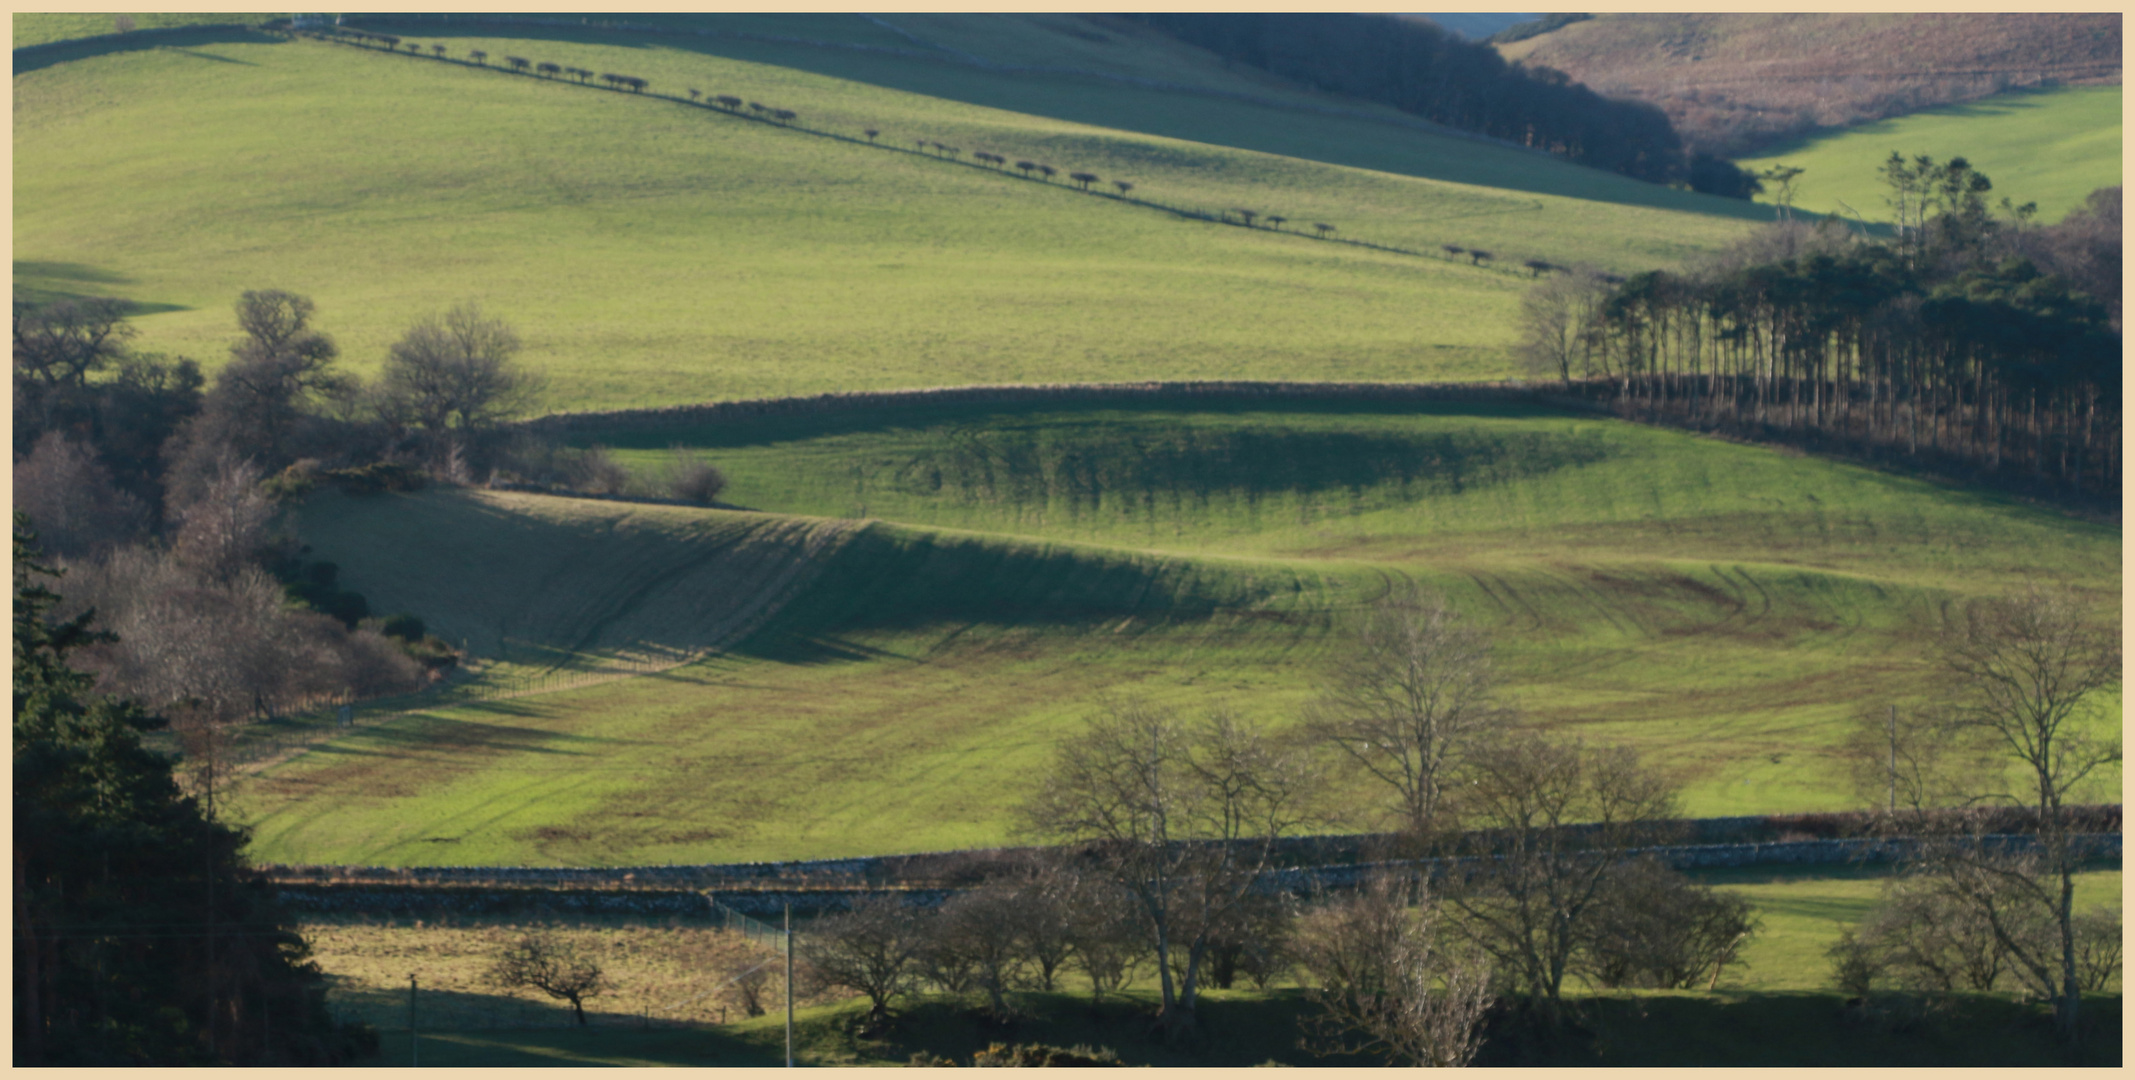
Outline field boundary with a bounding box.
[290,23,1589,276]
[333,12,1546,156]
[271,833,2123,918]
[517,379,1605,437]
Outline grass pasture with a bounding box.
[14,24,1763,411]
[234,402,2117,867]
[1736,84,2122,224]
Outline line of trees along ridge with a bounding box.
[297,23,1611,278]
[1124,12,1760,196]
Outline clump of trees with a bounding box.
[1519,166,2121,498]
[14,519,378,1064]
[1831,584,2120,1043]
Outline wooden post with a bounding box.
[409,973,419,1067]
[785,904,795,1067]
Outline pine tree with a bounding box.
[13,513,375,1065]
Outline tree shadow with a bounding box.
[13,26,283,76]
[344,16,1771,217]
[13,261,191,316]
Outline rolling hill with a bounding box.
[230,397,2119,866]
[1734,84,2121,224]
[1497,13,2121,158]
[14,19,1766,412]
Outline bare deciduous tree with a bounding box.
[1021,699,1319,1039]
[1306,587,1507,840]
[491,933,606,1025]
[1917,585,2121,1044]
[1580,856,1758,991]
[12,433,146,559]
[380,302,541,459]
[1294,873,1494,1067]
[801,895,928,1030]
[1445,733,1680,1023]
[1513,268,1609,388]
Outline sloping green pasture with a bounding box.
[235,403,2117,866]
[1737,84,2122,224]
[15,27,1761,411]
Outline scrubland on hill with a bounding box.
[1498,12,2121,158]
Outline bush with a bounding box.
[569,445,632,496]
[378,613,426,642]
[1581,857,1759,990]
[326,461,427,495]
[969,1042,1122,1067]
[667,447,728,504]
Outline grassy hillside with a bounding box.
[1736,85,2122,224]
[15,25,1763,411]
[230,403,2118,866]
[10,12,262,49]
[1498,13,2121,158]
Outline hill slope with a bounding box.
[231,401,2119,866]
[14,25,1764,411]
[1736,85,2121,224]
[1498,13,2121,157]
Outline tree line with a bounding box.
[782,579,2116,1060]
[1520,166,2122,499]
[1122,13,1761,196]
[300,25,1614,279]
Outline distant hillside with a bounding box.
[1498,13,2122,157]
[1404,13,1536,41]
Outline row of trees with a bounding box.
[1520,169,2121,497]
[794,580,2118,1059]
[1125,13,1758,195]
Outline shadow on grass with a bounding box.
[346,17,1775,217]
[13,26,283,75]
[13,261,191,317]
[574,395,1592,450]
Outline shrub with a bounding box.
[1581,857,1759,990]
[969,1042,1122,1067]
[569,445,632,496]
[667,448,728,504]
[379,613,426,642]
[326,461,427,495]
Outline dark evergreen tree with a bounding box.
[13,514,375,1065]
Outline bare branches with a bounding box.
[490,933,607,1025]
[1305,586,1507,837]
[1293,874,1493,1067]
[1021,698,1319,1037]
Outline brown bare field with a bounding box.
[1498,14,2122,157]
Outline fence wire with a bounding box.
[708,896,790,956]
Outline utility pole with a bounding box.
[1887,705,1898,815]
[409,973,419,1068]
[784,904,795,1068]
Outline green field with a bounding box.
[1737,85,2122,224]
[229,401,2118,867]
[14,22,1766,411]
[9,12,264,49]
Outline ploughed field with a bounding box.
[232,400,2119,867]
[14,17,1764,412]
